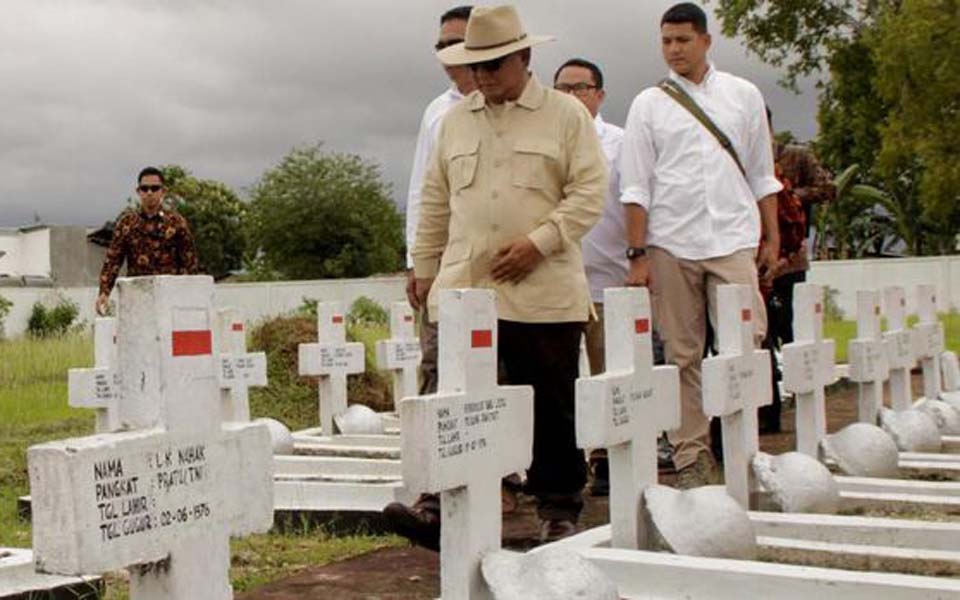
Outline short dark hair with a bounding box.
[137,166,165,186]
[440,6,472,24]
[661,3,708,34]
[554,58,604,90]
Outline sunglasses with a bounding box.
[468,55,509,73]
[434,38,464,51]
[138,185,163,193]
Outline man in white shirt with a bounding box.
[554,57,625,496]
[620,2,782,488]
[405,5,477,395]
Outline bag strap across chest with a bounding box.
[658,78,747,178]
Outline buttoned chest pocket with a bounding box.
[512,139,560,189]
[446,138,480,193]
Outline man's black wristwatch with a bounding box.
[625,246,647,260]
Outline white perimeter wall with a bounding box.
[0,229,51,279]
[0,255,957,338]
[0,276,407,338]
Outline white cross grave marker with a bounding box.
[298,302,365,435]
[883,286,916,411]
[781,283,836,458]
[943,351,960,393]
[913,284,944,401]
[848,290,889,424]
[216,308,267,423]
[401,289,534,600]
[68,317,121,433]
[576,287,679,549]
[28,276,273,600]
[375,302,422,409]
[702,284,772,509]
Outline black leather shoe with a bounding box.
[382,502,440,552]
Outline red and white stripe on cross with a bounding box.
[172,309,213,357]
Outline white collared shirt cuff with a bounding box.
[619,188,652,210]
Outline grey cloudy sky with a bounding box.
[0,0,820,228]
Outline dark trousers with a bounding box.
[499,320,587,521]
[415,319,587,522]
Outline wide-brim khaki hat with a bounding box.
[437,5,555,66]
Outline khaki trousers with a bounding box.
[649,247,766,470]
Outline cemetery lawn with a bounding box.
[0,330,402,599]
[823,311,960,363]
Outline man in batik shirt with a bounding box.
[95,166,200,315]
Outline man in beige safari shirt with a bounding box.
[383,5,607,546]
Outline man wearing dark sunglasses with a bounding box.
[95,166,199,315]
[386,5,607,547]
[406,5,477,397]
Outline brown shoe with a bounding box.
[382,502,440,552]
[674,452,719,490]
[501,486,519,514]
[538,519,577,544]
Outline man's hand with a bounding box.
[415,277,435,308]
[491,237,544,284]
[95,293,110,316]
[405,269,420,310]
[756,240,780,287]
[625,257,652,288]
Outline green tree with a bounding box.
[710,0,960,256]
[708,0,874,90]
[873,0,960,253]
[160,165,247,280]
[248,144,404,280]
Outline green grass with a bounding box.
[824,312,959,364]
[0,330,403,598]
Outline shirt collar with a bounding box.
[594,113,606,136]
[138,207,165,220]
[468,74,545,111]
[668,61,717,91]
[448,85,465,102]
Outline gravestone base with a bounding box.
[0,548,103,600]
